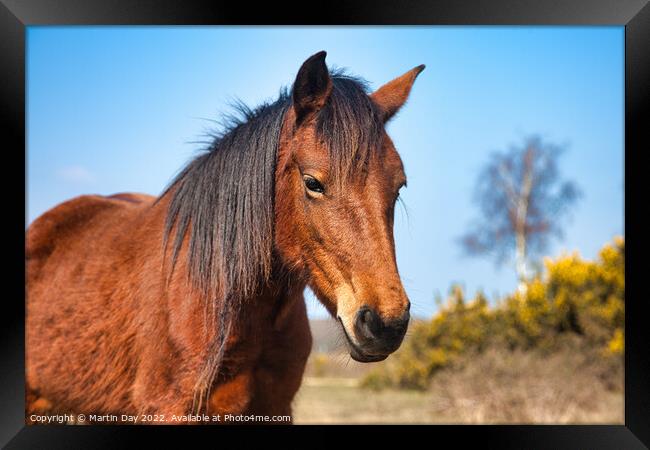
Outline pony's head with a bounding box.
[275,51,424,362]
[162,51,423,370]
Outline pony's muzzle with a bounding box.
[350,305,410,359]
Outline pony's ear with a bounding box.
[292,51,332,125]
[370,64,425,122]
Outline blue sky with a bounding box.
[27,27,624,319]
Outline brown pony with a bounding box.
[26,51,424,424]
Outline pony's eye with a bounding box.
[304,175,325,194]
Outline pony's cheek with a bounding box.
[273,212,312,275]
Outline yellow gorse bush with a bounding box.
[362,237,625,390]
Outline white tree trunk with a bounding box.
[515,230,528,295]
[515,149,534,296]
[499,149,534,296]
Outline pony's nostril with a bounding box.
[355,306,382,340]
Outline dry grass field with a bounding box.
[292,321,624,425]
[294,381,435,424]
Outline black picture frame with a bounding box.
[2,0,648,448]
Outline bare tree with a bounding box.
[460,136,581,293]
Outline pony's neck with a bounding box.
[254,256,304,314]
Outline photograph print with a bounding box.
[26,26,624,425]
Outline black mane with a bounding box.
[160,70,383,302]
